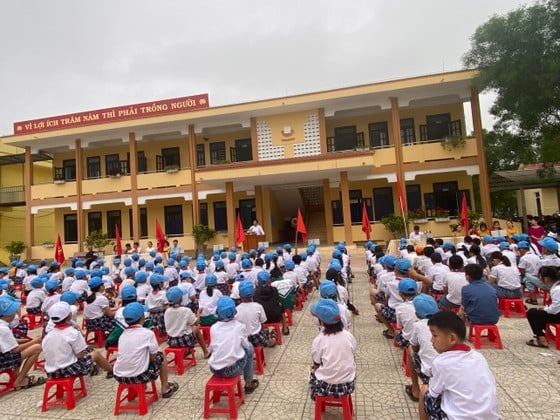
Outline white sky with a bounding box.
[0,0,530,136]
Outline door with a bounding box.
[235,139,253,162]
[373,187,395,220]
[433,181,458,216]
[334,126,357,151]
[239,199,256,228]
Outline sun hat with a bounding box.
[48,302,72,323]
[123,302,148,324]
[319,280,337,298]
[413,294,438,318]
[216,296,236,320]
[239,281,255,298]
[311,298,341,325]
[398,278,418,295]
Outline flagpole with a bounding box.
[294,224,298,254]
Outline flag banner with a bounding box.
[361,201,372,240]
[396,175,407,213]
[54,233,65,264]
[155,219,166,252]
[461,192,470,235]
[296,208,308,242]
[115,224,123,257]
[236,213,246,245]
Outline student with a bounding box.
[208,296,259,394]
[420,311,499,420]
[318,280,351,330]
[427,253,450,295]
[438,255,468,311]
[236,281,277,347]
[83,276,117,333]
[198,274,223,326]
[69,269,90,299]
[394,278,419,348]
[25,276,48,314]
[145,274,168,334]
[0,295,45,389]
[164,286,210,358]
[43,302,113,378]
[459,264,500,325]
[46,290,81,334]
[42,279,61,315]
[487,251,522,298]
[113,302,179,398]
[466,244,487,269]
[134,271,151,304]
[309,298,357,400]
[253,271,289,335]
[525,266,560,348]
[525,237,560,304]
[22,264,37,296]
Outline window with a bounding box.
[199,202,209,226]
[107,210,122,239]
[162,147,180,169]
[137,151,147,173]
[64,214,77,243]
[239,199,256,228]
[331,200,343,225]
[235,139,253,162]
[400,118,415,145]
[164,205,183,235]
[105,154,120,176]
[196,144,205,167]
[425,113,451,141]
[88,212,102,234]
[368,122,389,148]
[433,181,459,216]
[213,201,228,231]
[128,208,148,238]
[349,190,362,223]
[373,187,394,220]
[333,126,357,151]
[62,159,76,181]
[210,142,226,164]
[87,156,100,178]
[406,185,422,214]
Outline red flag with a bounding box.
[296,208,308,243]
[54,233,65,264]
[235,212,246,245]
[461,192,470,235]
[155,219,166,252]
[396,176,407,214]
[115,224,122,257]
[361,201,371,240]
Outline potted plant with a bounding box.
[381,213,407,239]
[4,240,26,262]
[411,208,428,223]
[434,207,450,222]
[165,165,179,173]
[108,167,122,178]
[85,230,113,256]
[192,224,217,254]
[441,135,466,151]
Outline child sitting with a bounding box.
[309,298,357,400]
[25,276,48,314]
[42,279,61,315]
[208,296,259,394]
[83,276,117,333]
[254,271,289,335]
[394,278,419,348]
[134,271,151,304]
[459,264,500,325]
[164,286,210,358]
[236,281,276,347]
[525,266,560,348]
[420,311,499,420]
[317,280,351,330]
[438,255,468,311]
[198,274,223,326]
[43,302,113,378]
[146,274,168,335]
[113,302,179,398]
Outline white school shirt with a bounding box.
[294,266,308,286]
[69,279,89,296]
[416,257,432,276]
[244,269,258,286]
[409,319,438,377]
[114,326,159,378]
[178,282,196,306]
[164,306,196,337]
[163,266,179,285]
[61,276,74,292]
[45,306,78,334]
[83,293,109,319]
[395,300,418,340]
[312,329,357,384]
[502,250,518,268]
[225,262,240,280]
[443,271,468,305]
[136,283,152,303]
[429,349,499,420]
[235,301,267,336]
[26,288,47,310]
[146,290,168,309]
[199,289,223,317]
[429,263,450,291]
[23,274,37,292]
[518,252,541,276]
[481,243,500,258]
[42,294,61,314]
[377,271,395,293]
[42,324,87,373]
[489,264,521,290]
[208,320,251,370]
[542,254,560,268]
[336,284,349,305]
[193,272,207,291]
[0,319,18,353]
[385,278,405,309]
[544,281,560,315]
[215,271,229,285]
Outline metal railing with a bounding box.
[0,185,25,204]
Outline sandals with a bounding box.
[162,382,179,398]
[382,329,395,339]
[526,339,549,348]
[525,299,538,305]
[16,375,46,390]
[282,327,290,336]
[90,364,100,376]
[405,385,419,402]
[244,379,259,394]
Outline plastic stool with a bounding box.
[164,347,196,375]
[34,354,45,371]
[468,324,503,349]
[390,322,401,348]
[314,393,354,419]
[401,348,410,377]
[203,375,244,419]
[545,323,560,350]
[153,328,168,344]
[114,380,158,416]
[263,322,282,345]
[284,308,293,326]
[294,295,303,311]
[0,369,15,395]
[542,290,552,306]
[199,326,211,346]
[498,298,527,318]
[21,313,43,330]
[85,329,105,347]
[105,346,118,365]
[253,346,266,375]
[41,376,87,411]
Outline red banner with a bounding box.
[461,192,470,235]
[361,201,371,240]
[54,233,65,264]
[115,224,123,257]
[296,208,308,243]
[155,219,166,253]
[13,94,209,135]
[236,213,246,246]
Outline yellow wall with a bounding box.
[520,188,559,216]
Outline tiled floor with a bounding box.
[3,248,560,419]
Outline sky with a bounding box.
[0,0,531,137]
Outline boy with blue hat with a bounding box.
[134,271,151,304]
[26,276,47,314]
[164,258,179,287]
[113,302,179,398]
[198,274,223,326]
[42,279,61,315]
[208,296,259,394]
[22,264,37,296]
[236,281,277,347]
[394,278,419,347]
[318,280,350,329]
[69,269,89,298]
[83,276,117,333]
[254,271,288,334]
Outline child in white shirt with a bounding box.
[83,277,117,333]
[42,280,61,316]
[394,278,419,348]
[26,277,48,314]
[236,282,276,347]
[438,255,468,310]
[198,274,223,326]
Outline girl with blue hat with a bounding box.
[83,277,117,334]
[145,274,169,336]
[25,276,47,314]
[198,274,223,326]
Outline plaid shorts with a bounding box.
[217,283,231,296]
[395,331,409,348]
[85,316,115,333]
[248,329,270,347]
[375,293,386,303]
[309,370,355,399]
[12,320,29,339]
[0,351,22,370]
[150,309,167,335]
[26,306,42,314]
[380,305,396,323]
[167,333,197,348]
[412,352,431,384]
[115,352,164,384]
[47,354,93,379]
[424,392,448,420]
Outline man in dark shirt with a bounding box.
[460,264,500,325]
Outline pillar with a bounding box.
[129,132,139,242]
[250,117,259,162]
[471,87,492,223]
[390,97,407,210]
[322,179,334,245]
[255,185,264,228]
[24,147,34,260]
[340,171,353,245]
[226,181,235,247]
[75,139,84,252]
[188,125,200,226]
[318,108,328,155]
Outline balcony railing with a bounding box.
[0,185,25,205]
[327,132,366,152]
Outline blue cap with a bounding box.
[235,274,245,282]
[74,260,85,267]
[285,260,295,270]
[50,261,60,268]
[442,242,454,249]
[283,244,291,250]
[398,278,418,295]
[31,277,44,288]
[205,274,217,286]
[332,249,342,258]
[113,258,121,264]
[145,262,154,270]
[229,252,236,261]
[395,259,411,273]
[131,253,139,261]
[10,261,17,267]
[276,246,283,254]
[483,235,494,243]
[328,260,342,272]
[511,234,522,242]
[149,250,157,257]
[124,267,136,277]
[154,256,163,264]
[413,294,438,318]
[0,267,9,274]
[88,276,104,289]
[517,240,530,249]
[215,260,224,269]
[64,267,75,276]
[0,280,8,290]
[311,298,341,325]
[166,286,185,304]
[167,258,175,266]
[154,265,164,274]
[384,255,397,269]
[0,295,21,316]
[45,279,60,292]
[102,267,109,275]
[91,269,103,278]
[75,269,88,279]
[196,262,206,271]
[120,285,137,300]
[249,249,257,257]
[123,258,132,266]
[216,296,236,320]
[123,302,148,324]
[27,264,37,272]
[134,271,149,283]
[499,241,510,249]
[257,271,271,284]
[239,281,254,298]
[150,274,165,287]
[539,237,559,253]
[179,260,187,268]
[60,291,80,305]
[138,258,146,267]
[180,271,192,280]
[319,280,337,298]
[241,259,252,269]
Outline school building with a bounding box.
[0,69,492,260]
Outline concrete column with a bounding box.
[390,97,407,210]
[340,171,353,245]
[129,132,139,242]
[188,125,199,226]
[322,179,334,245]
[471,87,492,223]
[24,147,34,260]
[75,139,84,252]
[318,108,328,155]
[226,181,235,246]
[255,185,264,228]
[250,117,258,162]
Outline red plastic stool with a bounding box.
[203,375,244,419]
[41,376,87,411]
[390,322,401,348]
[545,323,560,350]
[0,369,15,395]
[164,347,196,375]
[401,348,410,377]
[284,308,293,326]
[21,313,44,330]
[34,354,45,371]
[253,346,266,375]
[294,295,303,311]
[153,328,168,344]
[542,290,552,306]
[114,380,158,416]
[85,329,105,347]
[263,322,282,345]
[105,346,118,365]
[302,288,308,302]
[199,326,211,346]
[314,393,354,419]
[468,324,503,349]
[498,298,527,318]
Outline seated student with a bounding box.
[198,274,223,326]
[459,264,500,325]
[427,253,450,295]
[46,291,81,334]
[236,281,277,347]
[394,278,419,348]
[370,255,396,305]
[317,280,351,330]
[487,251,522,298]
[254,271,289,335]
[134,272,151,304]
[420,311,499,420]
[438,255,468,311]
[404,294,439,403]
[113,302,178,398]
[177,271,198,313]
[525,266,560,348]
[271,271,297,313]
[145,274,168,335]
[43,302,113,378]
[309,298,357,400]
[208,296,259,394]
[69,269,89,299]
[26,276,48,314]
[83,276,117,333]
[0,295,45,389]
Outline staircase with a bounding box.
[305,210,328,245]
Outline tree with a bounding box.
[463,0,560,166]
[85,230,113,252]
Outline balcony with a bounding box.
[0,185,25,205]
[327,132,367,152]
[402,137,478,164]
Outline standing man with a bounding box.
[248,219,265,236]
